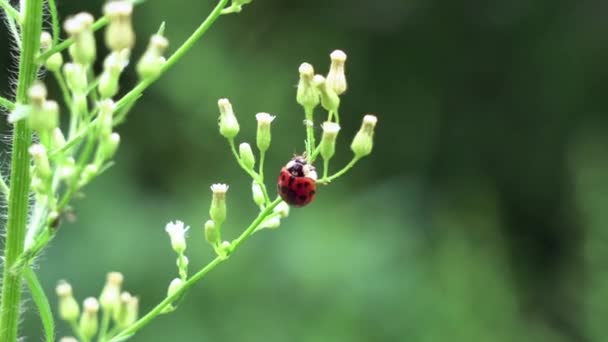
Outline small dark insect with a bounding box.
[277,155,317,207]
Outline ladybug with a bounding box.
[277,156,317,207]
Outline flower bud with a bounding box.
[64,13,96,65]
[136,34,168,79]
[78,163,99,187]
[217,98,240,139]
[260,216,281,229]
[209,183,228,226]
[274,201,290,218]
[98,99,116,138]
[167,278,183,298]
[40,31,63,72]
[60,157,76,180]
[99,272,123,312]
[326,50,347,95]
[113,292,138,328]
[251,181,265,207]
[313,75,340,113]
[350,114,378,158]
[30,99,59,132]
[204,219,219,245]
[103,1,135,52]
[165,220,188,254]
[255,112,275,153]
[98,50,129,99]
[79,297,99,339]
[29,144,52,180]
[319,122,340,161]
[51,128,67,151]
[239,142,255,170]
[28,81,47,107]
[56,281,80,322]
[296,62,319,111]
[63,63,88,93]
[98,132,120,162]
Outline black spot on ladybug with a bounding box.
[280,186,288,194]
[299,195,308,201]
[281,175,287,182]
[296,182,303,189]
[303,182,310,188]
[288,175,295,186]
[310,190,316,196]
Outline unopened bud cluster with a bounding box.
[56,273,138,340]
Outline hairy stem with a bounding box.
[0,0,43,340]
[24,266,55,342]
[0,95,15,110]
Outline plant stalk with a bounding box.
[0,0,43,340]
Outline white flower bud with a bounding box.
[29,144,52,180]
[239,142,255,170]
[326,50,347,95]
[80,297,99,339]
[350,114,378,158]
[56,281,80,322]
[165,220,188,254]
[41,31,63,72]
[136,34,169,79]
[210,184,229,226]
[217,98,240,139]
[296,62,319,111]
[273,201,290,218]
[255,112,275,153]
[167,278,183,298]
[251,181,265,207]
[313,75,340,113]
[64,13,96,65]
[103,1,135,52]
[319,122,340,161]
[99,272,124,312]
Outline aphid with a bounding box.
[277,156,317,207]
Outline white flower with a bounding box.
[165,220,189,253]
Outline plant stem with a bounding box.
[24,266,55,342]
[0,0,43,340]
[0,95,15,110]
[228,139,270,203]
[36,16,109,62]
[97,309,111,342]
[0,0,22,24]
[109,198,282,341]
[318,156,360,184]
[47,0,60,45]
[115,0,230,111]
[304,107,315,157]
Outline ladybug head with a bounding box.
[285,155,317,180]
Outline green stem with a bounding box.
[0,0,22,24]
[322,157,329,179]
[304,107,315,157]
[0,95,15,110]
[47,0,60,46]
[97,309,111,342]
[109,198,282,341]
[53,70,72,109]
[0,1,43,341]
[115,0,230,111]
[70,320,87,342]
[318,156,360,184]
[24,266,55,342]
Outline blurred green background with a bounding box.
[1,0,608,341]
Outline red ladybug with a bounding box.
[277,156,317,207]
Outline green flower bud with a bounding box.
[217,98,240,139]
[165,220,188,254]
[56,281,80,322]
[319,122,340,161]
[51,128,67,152]
[29,144,52,180]
[204,219,219,245]
[40,31,63,72]
[255,112,275,153]
[296,62,319,111]
[98,51,128,99]
[209,183,228,226]
[29,100,59,132]
[113,292,138,328]
[64,13,96,65]
[350,114,378,158]
[78,163,99,187]
[103,1,135,52]
[239,142,255,170]
[98,99,116,138]
[60,157,76,180]
[79,297,99,339]
[251,181,265,208]
[260,216,281,229]
[28,81,47,107]
[326,50,347,95]
[167,278,183,298]
[99,272,123,312]
[313,75,340,113]
[136,34,168,79]
[63,63,88,93]
[99,132,120,162]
